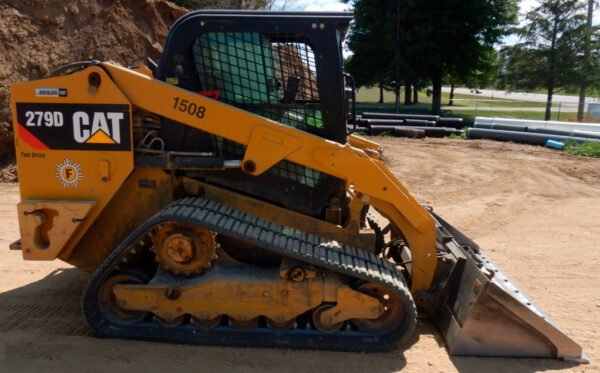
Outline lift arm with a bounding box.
[99,62,437,293]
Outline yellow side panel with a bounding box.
[10,66,134,261]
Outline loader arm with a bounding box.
[100,62,437,293]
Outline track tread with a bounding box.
[82,197,417,352]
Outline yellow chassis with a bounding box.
[12,62,435,293]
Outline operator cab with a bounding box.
[156,11,352,144]
[152,11,354,216]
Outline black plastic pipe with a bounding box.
[474,123,526,132]
[357,118,437,127]
[467,128,600,145]
[368,126,426,138]
[369,125,461,138]
[528,127,600,140]
[474,123,600,140]
[436,117,464,129]
[361,112,440,122]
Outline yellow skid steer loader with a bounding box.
[9,11,586,362]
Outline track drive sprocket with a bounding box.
[152,222,218,276]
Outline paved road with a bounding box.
[441,106,578,113]
[442,87,600,104]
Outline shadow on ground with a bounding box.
[0,268,581,372]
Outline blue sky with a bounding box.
[277,0,599,45]
[296,0,599,19]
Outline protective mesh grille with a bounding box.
[192,32,323,131]
[193,32,325,188]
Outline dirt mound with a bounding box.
[0,0,187,179]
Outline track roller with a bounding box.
[313,304,343,333]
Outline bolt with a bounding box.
[289,267,305,282]
[242,160,256,173]
[165,288,180,300]
[88,72,101,94]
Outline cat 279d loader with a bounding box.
[9,11,586,362]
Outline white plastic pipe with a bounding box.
[474,117,600,133]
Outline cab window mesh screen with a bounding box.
[192,32,323,131]
[193,32,325,188]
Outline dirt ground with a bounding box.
[0,138,599,372]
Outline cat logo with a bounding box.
[73,111,123,144]
[16,103,131,151]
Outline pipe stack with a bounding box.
[469,117,600,146]
[349,112,465,139]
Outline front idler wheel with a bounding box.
[352,283,405,333]
[98,271,149,325]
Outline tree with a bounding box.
[346,0,398,104]
[577,0,599,122]
[347,0,517,114]
[500,0,588,121]
[448,48,499,105]
[400,0,517,114]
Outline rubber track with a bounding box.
[82,197,417,352]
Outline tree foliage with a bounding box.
[499,0,598,120]
[345,0,396,89]
[346,0,517,114]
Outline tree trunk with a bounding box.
[577,0,594,122]
[432,77,442,115]
[394,0,401,113]
[394,84,401,113]
[378,82,384,104]
[546,13,559,121]
[578,85,587,122]
[404,83,412,105]
[448,82,456,106]
[545,85,554,121]
[413,84,418,104]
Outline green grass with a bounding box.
[356,87,555,109]
[564,141,600,158]
[355,86,598,124]
[448,127,468,140]
[446,94,551,108]
[448,109,550,121]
